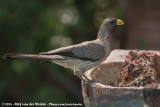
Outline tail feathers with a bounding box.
[3,53,18,60]
[39,52,49,55]
[3,53,62,61]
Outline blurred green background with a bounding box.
[0,0,124,105]
[1,0,160,106]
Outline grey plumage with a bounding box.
[3,17,124,81]
[39,40,105,61]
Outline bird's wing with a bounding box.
[39,41,105,61]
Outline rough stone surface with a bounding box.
[83,49,160,107]
[118,50,160,88]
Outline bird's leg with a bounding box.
[82,74,90,81]
[74,71,87,82]
[74,71,95,84]
[83,74,96,84]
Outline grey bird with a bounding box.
[3,17,124,81]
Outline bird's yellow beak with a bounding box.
[117,19,124,25]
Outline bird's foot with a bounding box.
[74,71,96,83]
[81,76,96,84]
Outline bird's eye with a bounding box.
[110,21,115,25]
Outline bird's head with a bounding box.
[101,17,124,33]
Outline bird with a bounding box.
[3,17,124,82]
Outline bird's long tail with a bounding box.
[3,53,60,61]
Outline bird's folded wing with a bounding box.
[39,41,105,61]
